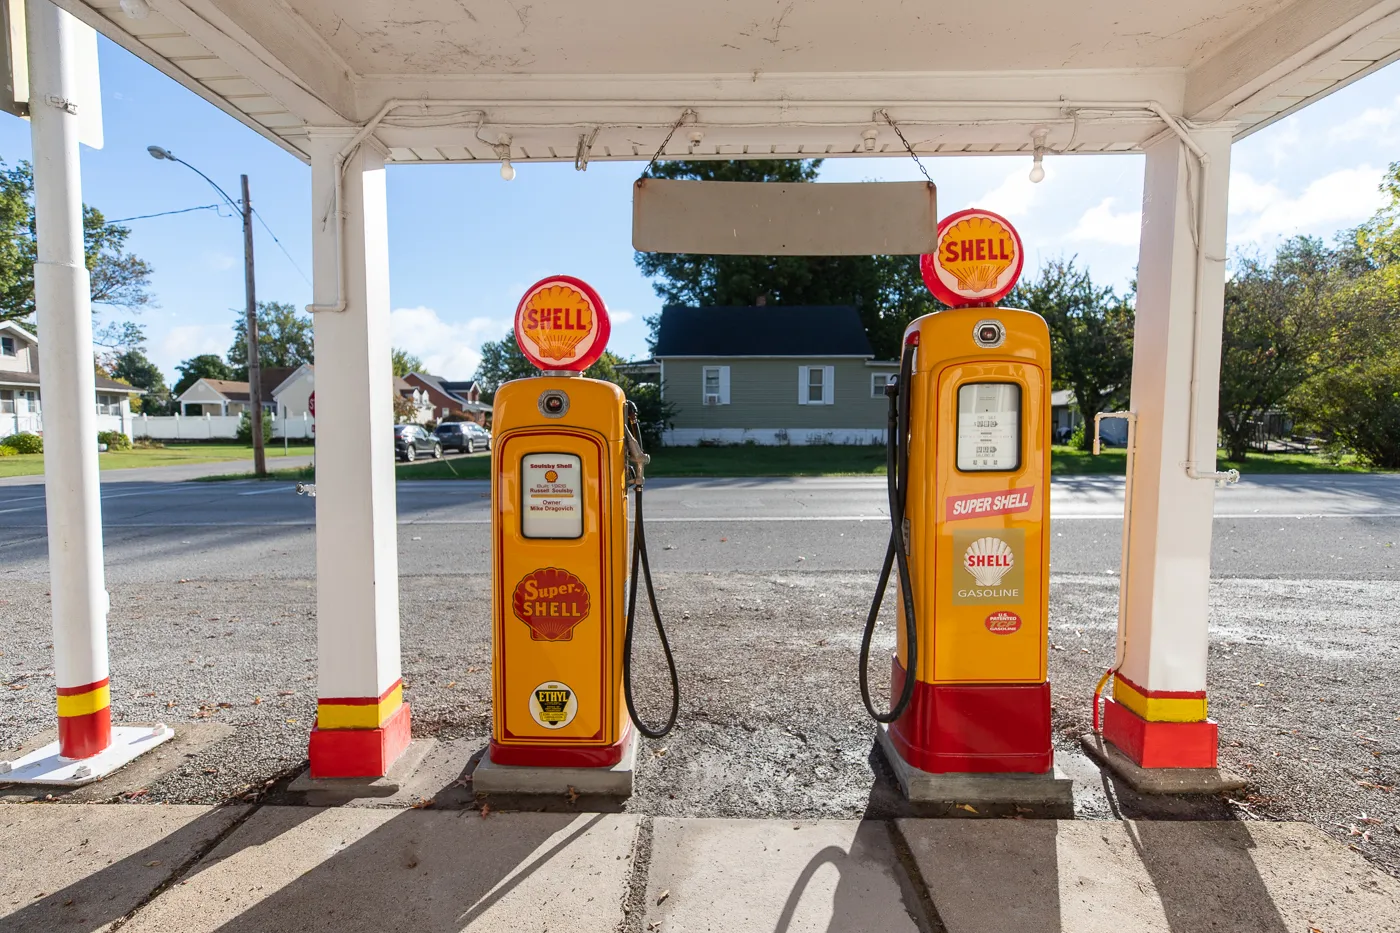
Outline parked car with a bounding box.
[394,423,442,462]
[434,421,492,454]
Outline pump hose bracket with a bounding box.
[622,401,679,739]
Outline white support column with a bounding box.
[1104,125,1234,769]
[27,0,109,760]
[306,133,409,779]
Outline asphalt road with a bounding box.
[2,472,1399,876]
[1,474,1397,582]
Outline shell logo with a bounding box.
[963,536,1015,587]
[512,567,591,641]
[514,275,611,372]
[919,208,1025,308]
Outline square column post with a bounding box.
[306,134,409,778]
[1102,125,1234,769]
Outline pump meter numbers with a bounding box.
[957,383,1021,472]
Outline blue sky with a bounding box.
[2,36,1397,381]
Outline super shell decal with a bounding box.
[920,208,1025,308]
[514,275,611,372]
[512,567,591,641]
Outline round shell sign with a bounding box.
[920,208,1025,308]
[514,275,611,372]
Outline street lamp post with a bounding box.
[147,146,265,476]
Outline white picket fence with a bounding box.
[135,412,314,440]
[4,411,132,440]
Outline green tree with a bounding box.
[1008,258,1134,449]
[634,159,930,359]
[111,349,168,414]
[474,332,535,396]
[0,160,153,323]
[228,300,314,376]
[1218,237,1353,461]
[392,348,424,377]
[173,354,235,395]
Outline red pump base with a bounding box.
[308,703,412,779]
[490,723,632,768]
[888,658,1053,774]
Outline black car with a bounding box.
[394,424,442,462]
[434,421,492,454]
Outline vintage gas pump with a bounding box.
[488,275,677,775]
[862,209,1055,779]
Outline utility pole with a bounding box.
[242,174,264,475]
[146,147,266,476]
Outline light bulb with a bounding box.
[500,158,516,181]
[1028,154,1045,184]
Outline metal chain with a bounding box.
[876,110,934,185]
[642,108,698,177]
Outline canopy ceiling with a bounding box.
[57,0,1400,164]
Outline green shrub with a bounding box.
[0,445,17,457]
[97,430,132,451]
[236,410,274,444]
[1068,422,1086,450]
[1,432,43,454]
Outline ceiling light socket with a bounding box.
[120,0,151,19]
[862,129,879,152]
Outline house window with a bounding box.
[20,390,39,413]
[797,366,834,405]
[0,336,14,356]
[702,366,729,405]
[871,373,894,397]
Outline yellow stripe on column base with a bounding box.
[57,682,111,718]
[1113,673,1207,723]
[316,683,403,730]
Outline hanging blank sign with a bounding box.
[632,179,937,256]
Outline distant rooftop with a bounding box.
[653,306,874,358]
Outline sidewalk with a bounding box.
[3,801,1396,932]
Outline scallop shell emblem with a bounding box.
[963,536,1015,587]
[942,215,1016,292]
[520,284,594,362]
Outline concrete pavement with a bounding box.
[2,803,1397,933]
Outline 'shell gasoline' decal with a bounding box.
[512,567,590,641]
[945,486,1034,522]
[952,528,1025,605]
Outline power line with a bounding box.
[250,206,312,287]
[103,203,227,225]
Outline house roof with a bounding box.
[0,369,143,394]
[199,378,252,402]
[181,365,308,403]
[405,372,471,404]
[653,306,874,358]
[439,379,480,396]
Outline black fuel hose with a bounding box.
[622,402,680,739]
[859,340,919,724]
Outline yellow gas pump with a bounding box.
[490,276,678,770]
[862,209,1054,775]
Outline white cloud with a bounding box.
[977,167,1045,219]
[1329,97,1400,144]
[156,324,231,373]
[609,310,635,325]
[203,252,237,272]
[1068,197,1141,246]
[1230,165,1385,242]
[390,306,509,380]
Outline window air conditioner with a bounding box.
[704,393,720,406]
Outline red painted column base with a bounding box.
[1101,698,1218,768]
[490,721,632,768]
[308,703,412,779]
[888,658,1052,774]
[58,707,112,760]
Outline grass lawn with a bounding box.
[0,443,312,479]
[199,443,1382,482]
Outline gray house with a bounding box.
[653,306,898,446]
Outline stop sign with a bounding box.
[308,391,316,417]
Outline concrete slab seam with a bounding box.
[618,815,655,933]
[886,819,950,933]
[106,800,261,932]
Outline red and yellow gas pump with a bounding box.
[489,276,678,773]
[862,209,1054,777]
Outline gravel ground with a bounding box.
[2,572,1398,878]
